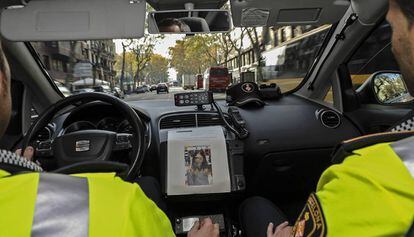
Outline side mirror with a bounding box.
[372,72,413,104]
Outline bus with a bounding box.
[203,67,231,92]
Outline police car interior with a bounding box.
[0,0,412,236]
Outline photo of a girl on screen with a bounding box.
[185,146,213,186]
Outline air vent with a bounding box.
[197,114,224,127]
[36,127,51,142]
[160,114,196,129]
[30,107,39,125]
[320,110,341,129]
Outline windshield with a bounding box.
[31,25,331,101]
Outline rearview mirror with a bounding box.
[148,10,232,34]
[372,72,414,104]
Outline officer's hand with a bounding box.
[15,146,34,161]
[267,221,292,237]
[187,218,219,237]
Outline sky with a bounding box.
[114,35,184,81]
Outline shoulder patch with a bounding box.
[291,193,326,237]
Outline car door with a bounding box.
[340,20,414,134]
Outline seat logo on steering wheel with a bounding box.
[75,140,91,152]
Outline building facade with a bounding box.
[32,40,116,88]
[223,25,330,87]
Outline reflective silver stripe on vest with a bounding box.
[391,136,414,178]
[32,173,89,237]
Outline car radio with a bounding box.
[174,91,213,106]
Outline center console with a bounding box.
[159,113,246,196]
[158,92,248,236]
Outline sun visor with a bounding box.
[0,0,146,41]
[230,0,350,27]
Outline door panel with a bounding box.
[346,105,413,134]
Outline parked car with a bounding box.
[169,80,179,87]
[53,80,71,97]
[150,84,157,92]
[112,87,125,99]
[156,83,169,94]
[135,86,147,93]
[72,88,95,94]
[143,85,150,92]
[92,85,112,95]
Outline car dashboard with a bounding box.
[34,94,361,196]
[124,94,361,195]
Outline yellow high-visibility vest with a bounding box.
[292,136,414,237]
[0,171,175,237]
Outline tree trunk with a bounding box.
[237,53,242,82]
[253,46,264,83]
[134,64,140,88]
[247,28,264,83]
[65,41,78,88]
[120,46,126,92]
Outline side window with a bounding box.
[347,21,400,90]
[324,86,333,104]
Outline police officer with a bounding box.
[239,0,414,236]
[0,43,219,236]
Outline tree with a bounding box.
[246,27,269,82]
[169,40,188,79]
[169,36,219,79]
[216,33,233,67]
[374,75,408,102]
[185,36,218,73]
[144,54,169,84]
[120,40,133,91]
[130,35,157,88]
[215,2,234,68]
[91,41,107,86]
[196,35,220,65]
[114,51,139,91]
[227,28,247,79]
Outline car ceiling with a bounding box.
[0,0,226,10]
[0,0,387,42]
[0,0,223,11]
[146,0,227,10]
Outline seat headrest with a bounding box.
[179,17,210,32]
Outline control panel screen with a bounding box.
[174,92,213,106]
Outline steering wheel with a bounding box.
[22,92,146,181]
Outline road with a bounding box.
[124,87,226,102]
[123,79,302,102]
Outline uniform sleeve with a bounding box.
[314,144,414,237]
[82,173,176,237]
[124,184,175,237]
